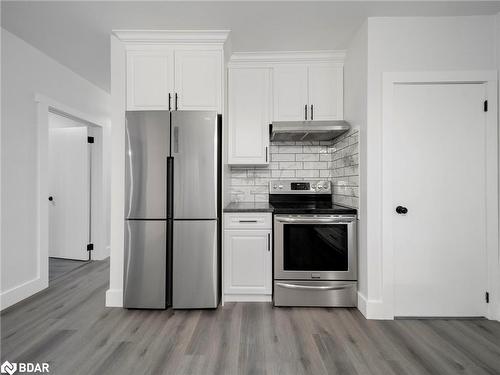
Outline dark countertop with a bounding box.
[223,202,274,213]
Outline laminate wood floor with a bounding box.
[2,259,500,375]
[49,257,89,283]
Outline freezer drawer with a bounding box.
[273,280,357,307]
[124,220,168,309]
[125,111,170,219]
[171,111,218,219]
[172,220,219,308]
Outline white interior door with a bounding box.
[392,83,488,317]
[49,126,90,261]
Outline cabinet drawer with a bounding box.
[274,281,357,307]
[224,213,272,229]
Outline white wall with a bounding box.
[496,12,500,320]
[1,29,111,309]
[360,16,497,318]
[343,22,368,311]
[106,35,126,307]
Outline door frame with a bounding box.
[381,71,499,320]
[35,94,108,289]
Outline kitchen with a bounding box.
[2,2,500,374]
[121,41,360,309]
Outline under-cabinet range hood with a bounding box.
[270,120,350,142]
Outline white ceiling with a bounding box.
[3,1,500,92]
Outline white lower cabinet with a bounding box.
[223,213,272,301]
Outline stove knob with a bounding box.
[317,185,323,190]
[273,184,278,189]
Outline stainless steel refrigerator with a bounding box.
[123,111,221,309]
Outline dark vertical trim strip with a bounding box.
[167,157,174,220]
[217,114,223,307]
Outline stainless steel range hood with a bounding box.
[270,120,350,142]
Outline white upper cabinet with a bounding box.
[120,30,229,112]
[228,67,271,165]
[271,58,344,122]
[308,63,343,120]
[174,50,222,111]
[273,65,309,121]
[226,51,344,165]
[127,51,174,110]
[127,49,222,112]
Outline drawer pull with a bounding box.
[276,282,353,291]
[238,220,258,223]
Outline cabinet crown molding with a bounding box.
[113,30,230,45]
[229,50,345,66]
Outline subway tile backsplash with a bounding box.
[228,130,359,208]
[330,129,359,208]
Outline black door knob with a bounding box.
[48,196,54,202]
[396,206,408,214]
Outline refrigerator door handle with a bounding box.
[167,157,174,219]
[173,127,179,153]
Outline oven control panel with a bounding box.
[269,180,331,194]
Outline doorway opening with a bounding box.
[47,110,103,283]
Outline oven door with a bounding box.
[274,214,357,280]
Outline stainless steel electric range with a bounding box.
[269,180,357,307]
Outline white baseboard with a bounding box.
[105,288,123,307]
[357,291,368,317]
[93,246,111,261]
[0,277,47,311]
[224,294,272,302]
[487,297,500,322]
[357,292,393,320]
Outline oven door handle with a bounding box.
[276,218,353,224]
[275,282,353,291]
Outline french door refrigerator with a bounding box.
[124,111,221,309]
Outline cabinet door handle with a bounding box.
[267,233,271,251]
[304,104,308,120]
[311,105,314,120]
[265,146,268,163]
[175,93,178,111]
